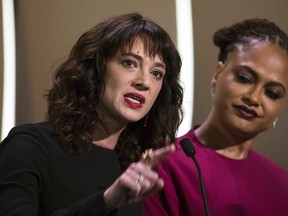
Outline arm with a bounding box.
[0,124,175,215]
[0,126,44,215]
[103,145,176,212]
[0,125,109,216]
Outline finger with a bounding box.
[125,163,160,196]
[138,176,165,199]
[149,144,175,167]
[141,175,164,193]
[104,166,143,209]
[126,162,171,202]
[151,178,164,192]
[129,163,159,190]
[128,163,161,195]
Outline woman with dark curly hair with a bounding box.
[143,18,288,216]
[0,13,183,215]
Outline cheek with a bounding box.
[104,74,127,96]
[216,81,237,98]
[149,83,163,104]
[155,83,163,97]
[264,100,286,118]
[101,81,122,103]
[217,73,249,98]
[104,74,121,87]
[215,73,233,91]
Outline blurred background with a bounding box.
[0,0,287,169]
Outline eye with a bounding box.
[151,70,165,80]
[121,59,137,68]
[235,73,253,84]
[265,88,281,100]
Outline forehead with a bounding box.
[119,37,164,61]
[227,42,288,85]
[229,41,288,67]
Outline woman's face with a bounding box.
[97,38,165,126]
[211,42,288,136]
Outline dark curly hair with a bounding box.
[213,18,288,62]
[46,13,183,169]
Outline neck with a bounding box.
[215,146,249,160]
[92,121,126,150]
[195,120,255,160]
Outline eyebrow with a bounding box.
[237,65,287,92]
[121,52,166,69]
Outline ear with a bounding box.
[211,61,224,91]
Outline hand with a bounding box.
[103,144,175,211]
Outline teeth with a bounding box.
[127,97,141,104]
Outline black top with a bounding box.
[0,122,141,215]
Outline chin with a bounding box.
[121,111,146,124]
[123,116,143,123]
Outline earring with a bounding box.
[144,113,149,127]
[211,88,215,96]
[273,118,278,128]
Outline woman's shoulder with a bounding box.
[174,128,197,153]
[0,122,58,178]
[249,149,288,174]
[158,129,196,167]
[6,121,53,135]
[0,121,56,153]
[5,121,53,138]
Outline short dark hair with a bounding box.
[213,18,288,62]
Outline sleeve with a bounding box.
[142,159,180,216]
[0,125,114,216]
[50,192,114,216]
[0,125,47,215]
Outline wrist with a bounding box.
[103,188,117,213]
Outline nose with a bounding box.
[132,70,150,91]
[242,86,262,106]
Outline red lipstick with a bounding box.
[124,93,145,109]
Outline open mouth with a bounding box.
[124,93,145,104]
[125,96,144,104]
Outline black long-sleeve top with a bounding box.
[0,122,141,215]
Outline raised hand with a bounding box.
[103,144,175,211]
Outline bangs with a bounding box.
[119,34,166,62]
